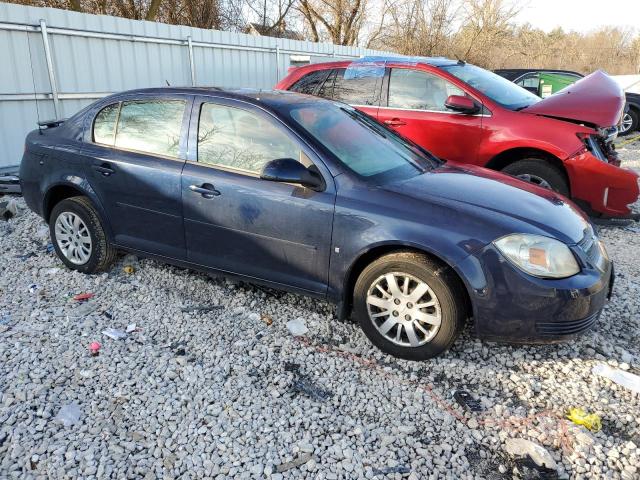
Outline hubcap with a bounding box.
[516,173,552,190]
[366,272,442,347]
[620,112,633,133]
[54,212,92,265]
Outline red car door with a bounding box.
[377,66,484,163]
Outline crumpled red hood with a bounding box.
[522,70,624,128]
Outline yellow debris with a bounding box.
[123,265,135,274]
[567,407,601,432]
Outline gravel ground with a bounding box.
[1,144,640,479]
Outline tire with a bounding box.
[619,109,638,136]
[353,251,466,360]
[502,158,570,197]
[49,196,116,273]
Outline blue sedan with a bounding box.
[20,88,613,359]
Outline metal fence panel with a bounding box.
[0,2,392,170]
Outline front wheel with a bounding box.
[49,196,116,273]
[353,252,466,360]
[502,159,570,197]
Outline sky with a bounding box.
[514,0,640,33]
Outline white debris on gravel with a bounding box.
[1,147,639,479]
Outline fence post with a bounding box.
[275,44,280,82]
[39,19,60,119]
[187,36,196,86]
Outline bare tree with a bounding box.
[298,0,369,45]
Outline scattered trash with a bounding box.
[0,312,11,325]
[286,318,308,336]
[170,341,187,356]
[46,267,60,275]
[15,252,36,261]
[453,389,483,412]
[180,304,223,313]
[261,313,273,326]
[35,225,49,240]
[46,243,54,253]
[592,364,640,394]
[122,254,138,273]
[28,284,40,294]
[0,199,18,220]
[372,465,411,475]
[89,342,101,357]
[126,323,137,333]
[284,362,300,372]
[567,407,602,432]
[55,402,82,426]
[505,438,557,471]
[275,453,312,473]
[291,376,332,401]
[0,174,21,194]
[103,311,113,320]
[73,293,94,302]
[102,328,127,340]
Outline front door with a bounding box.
[377,67,483,163]
[181,97,335,294]
[81,95,192,258]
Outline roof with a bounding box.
[245,22,303,41]
[494,68,583,81]
[105,87,326,109]
[356,55,460,67]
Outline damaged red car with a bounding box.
[276,57,639,218]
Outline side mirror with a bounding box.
[444,95,479,114]
[260,158,325,191]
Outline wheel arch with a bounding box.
[485,147,571,194]
[43,183,113,240]
[338,243,473,322]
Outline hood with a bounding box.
[521,70,624,128]
[385,163,590,244]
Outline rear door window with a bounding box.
[114,100,185,157]
[388,69,464,111]
[289,70,331,95]
[333,68,380,106]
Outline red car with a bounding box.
[276,57,639,217]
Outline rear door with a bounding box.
[377,66,483,163]
[181,96,336,294]
[81,95,191,259]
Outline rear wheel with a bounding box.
[353,252,466,360]
[502,159,570,197]
[619,109,638,136]
[50,196,116,273]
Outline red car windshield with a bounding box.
[442,64,540,110]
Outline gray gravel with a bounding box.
[1,146,639,479]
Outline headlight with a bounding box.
[494,234,580,279]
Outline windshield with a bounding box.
[287,103,438,183]
[442,64,540,110]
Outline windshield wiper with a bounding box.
[340,108,388,139]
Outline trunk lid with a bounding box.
[521,70,624,128]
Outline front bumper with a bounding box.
[456,241,613,343]
[565,151,639,217]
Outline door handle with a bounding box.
[384,118,407,127]
[93,163,115,176]
[189,183,221,199]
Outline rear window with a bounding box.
[333,69,380,106]
[289,70,330,95]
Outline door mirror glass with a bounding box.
[260,158,324,190]
[444,95,479,114]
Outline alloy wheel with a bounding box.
[620,112,633,134]
[516,173,552,190]
[366,272,442,347]
[54,211,92,265]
